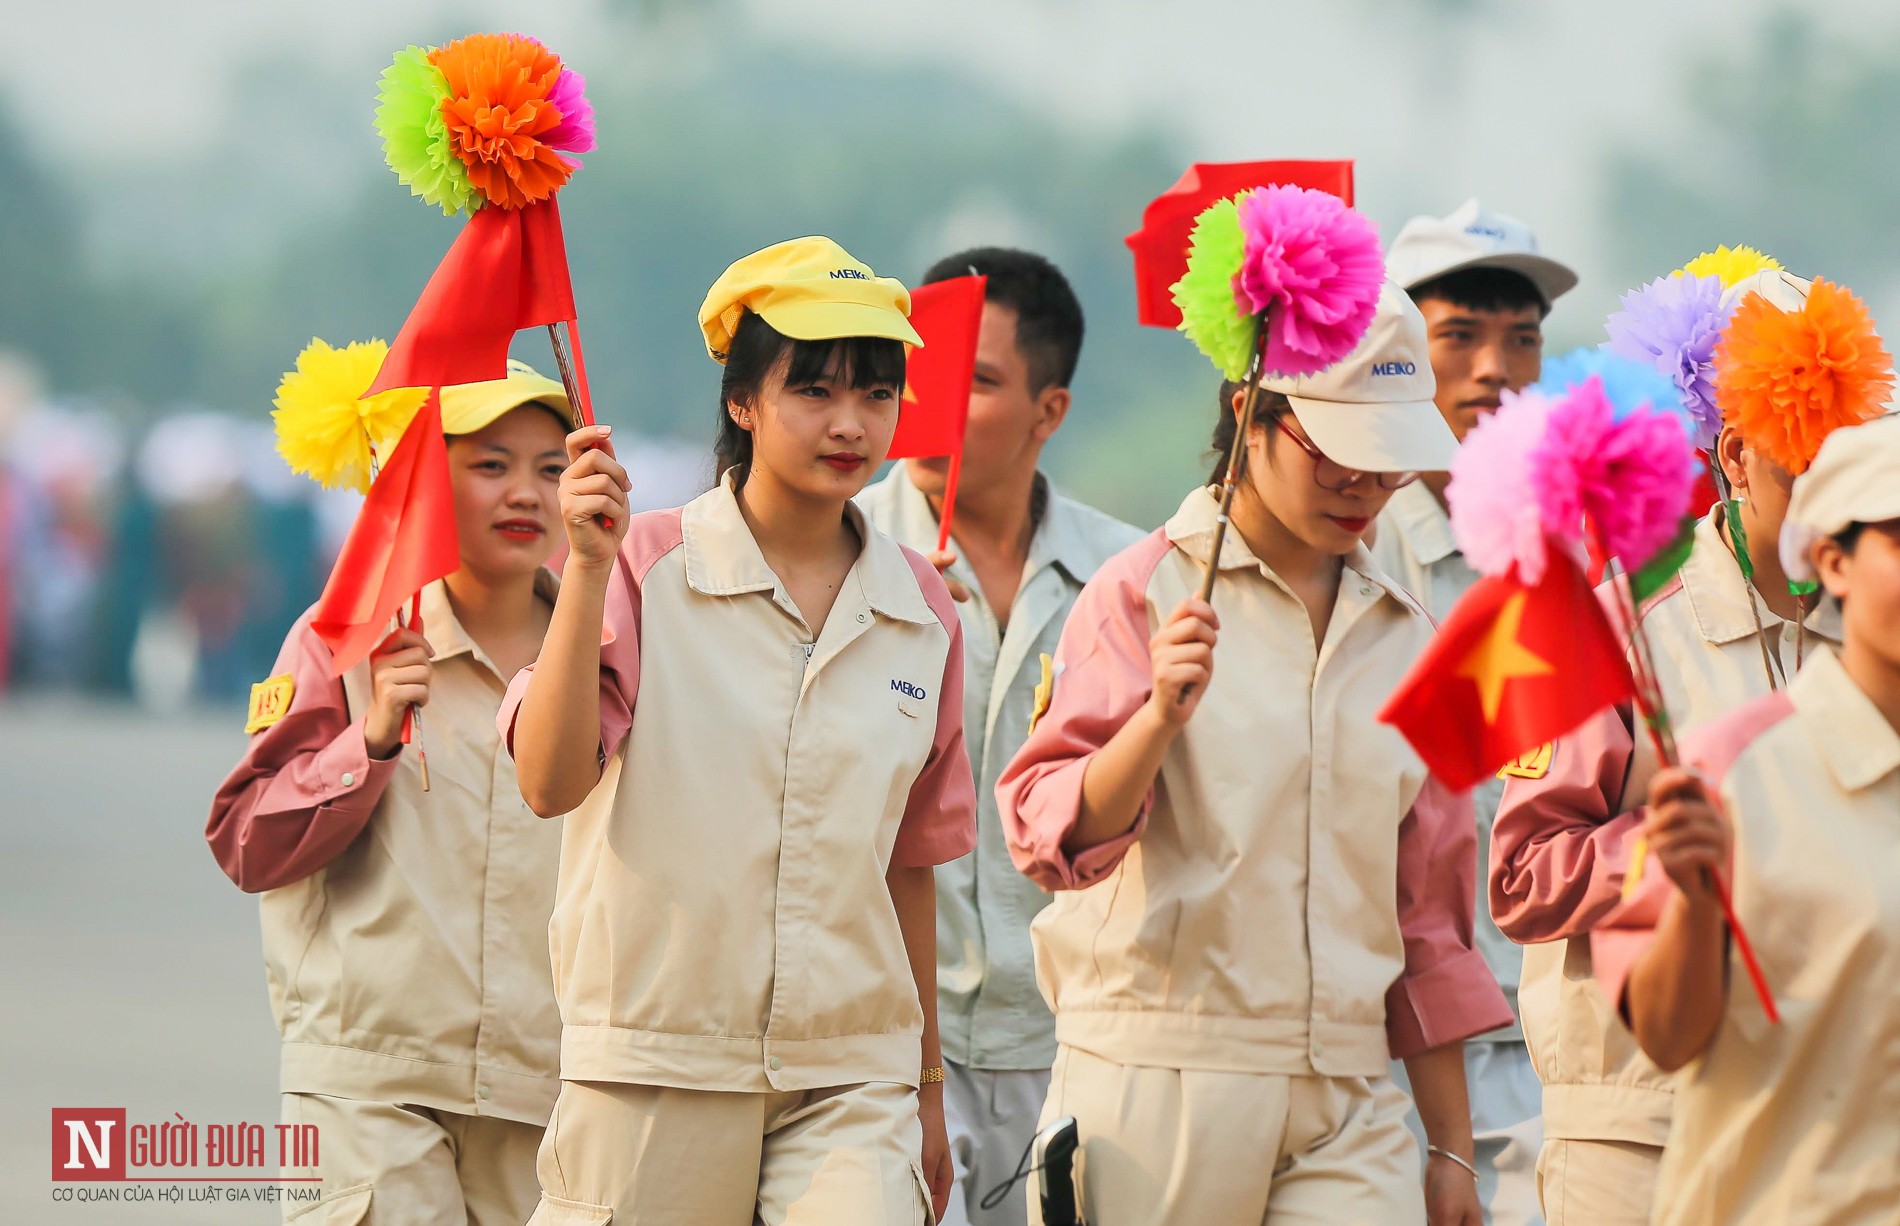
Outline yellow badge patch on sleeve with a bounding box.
[245,674,296,734]
[1498,741,1554,781]
[1622,832,1649,900]
[1029,653,1058,734]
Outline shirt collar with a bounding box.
[1163,485,1413,609]
[1791,648,1900,792]
[1383,480,1460,567]
[883,462,1098,587]
[418,568,561,672]
[1679,507,1843,645]
[684,472,935,625]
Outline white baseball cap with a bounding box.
[1385,198,1578,308]
[1721,268,1810,312]
[1262,281,1459,474]
[1780,412,1900,581]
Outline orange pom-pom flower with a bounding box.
[1715,277,1894,474]
[430,33,573,210]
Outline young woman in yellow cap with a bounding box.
[207,362,575,1225]
[1592,412,1900,1226]
[504,237,975,1225]
[998,283,1508,1226]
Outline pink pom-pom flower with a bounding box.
[1530,377,1699,572]
[1232,185,1384,378]
[1447,388,1560,582]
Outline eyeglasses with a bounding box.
[1273,416,1419,491]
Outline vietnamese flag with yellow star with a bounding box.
[1378,549,1634,791]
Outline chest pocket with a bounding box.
[800,624,942,817]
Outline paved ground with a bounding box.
[2,700,283,1224]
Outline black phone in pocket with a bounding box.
[1032,1115,1083,1226]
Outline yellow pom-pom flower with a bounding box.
[272,339,429,491]
[1672,244,1782,287]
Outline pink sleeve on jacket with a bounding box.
[497,511,681,768]
[1489,703,1647,943]
[1591,690,1795,1011]
[891,550,978,868]
[1386,775,1515,1057]
[205,613,400,893]
[996,531,1170,891]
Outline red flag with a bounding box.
[1378,549,1634,791]
[888,275,986,460]
[887,275,986,552]
[1126,160,1354,329]
[310,390,461,676]
[367,198,593,424]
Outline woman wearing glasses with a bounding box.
[998,283,1510,1226]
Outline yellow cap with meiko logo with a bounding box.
[439,359,572,436]
[698,236,924,364]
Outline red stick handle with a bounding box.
[1711,870,1780,1023]
[1598,523,1777,1023]
[399,590,422,746]
[935,451,962,555]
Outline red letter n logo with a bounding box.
[51,1109,126,1181]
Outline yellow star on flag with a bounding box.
[1455,589,1556,724]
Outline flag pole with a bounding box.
[546,320,634,581]
[1177,315,1268,706]
[367,441,430,792]
[1597,523,1774,1021]
[935,451,963,555]
[1195,314,1269,605]
[548,319,607,532]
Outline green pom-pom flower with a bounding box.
[375,46,479,216]
[1172,195,1258,381]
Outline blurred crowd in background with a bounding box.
[0,363,705,706]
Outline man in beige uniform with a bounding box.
[207,367,573,1224]
[1489,271,1856,1225]
[1373,200,1577,1226]
[860,247,1142,1226]
[1593,414,1900,1226]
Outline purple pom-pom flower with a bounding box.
[1603,273,1732,450]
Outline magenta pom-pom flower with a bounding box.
[1530,378,1700,572]
[545,65,597,155]
[1450,373,1698,582]
[1232,185,1384,378]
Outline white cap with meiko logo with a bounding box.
[1259,281,1459,474]
[1385,198,1579,308]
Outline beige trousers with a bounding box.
[525,1079,932,1226]
[1536,1138,1663,1226]
[279,1092,543,1226]
[1030,1045,1423,1226]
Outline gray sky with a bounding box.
[13,0,1900,334]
